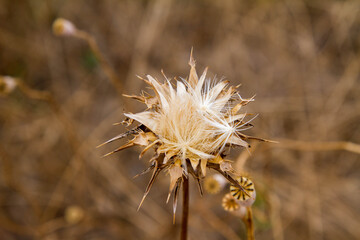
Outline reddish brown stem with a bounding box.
[180,177,189,240]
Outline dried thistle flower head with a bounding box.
[100,51,268,216]
[0,76,17,96]
[52,18,77,36]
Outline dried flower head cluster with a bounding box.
[221,175,257,219]
[209,173,256,215]
[100,51,268,215]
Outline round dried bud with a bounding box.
[52,18,76,36]
[222,193,240,212]
[230,176,256,207]
[65,205,84,224]
[0,76,17,95]
[204,174,227,194]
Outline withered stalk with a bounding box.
[244,207,255,240]
[180,176,189,240]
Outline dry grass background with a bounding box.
[0,0,360,239]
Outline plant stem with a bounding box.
[244,207,255,240]
[180,177,189,240]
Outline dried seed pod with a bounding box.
[65,205,84,224]
[0,76,17,96]
[230,176,256,207]
[52,18,77,36]
[222,193,240,211]
[204,174,227,194]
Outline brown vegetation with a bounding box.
[0,0,359,239]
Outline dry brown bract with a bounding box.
[99,51,270,216]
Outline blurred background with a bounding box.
[0,0,359,239]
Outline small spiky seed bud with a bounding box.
[0,76,17,96]
[65,205,84,224]
[52,18,77,36]
[230,176,256,207]
[222,193,240,211]
[204,174,227,194]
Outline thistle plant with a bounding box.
[99,50,270,239]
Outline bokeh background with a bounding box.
[0,0,359,239]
